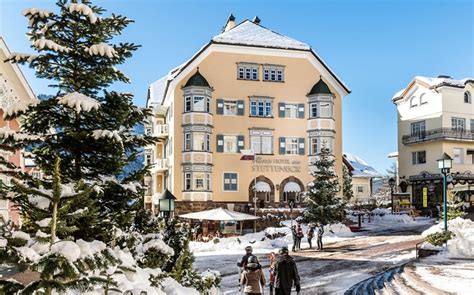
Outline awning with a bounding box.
[179,207,260,221]
[284,182,301,193]
[253,181,271,192]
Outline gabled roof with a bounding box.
[212,20,310,50]
[343,153,382,178]
[392,75,474,102]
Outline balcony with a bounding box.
[154,124,169,138]
[402,128,474,145]
[150,159,169,173]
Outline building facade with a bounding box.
[393,75,474,210]
[0,37,37,224]
[145,16,350,214]
[343,153,382,203]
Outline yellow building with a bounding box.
[393,75,474,210]
[343,153,382,204]
[145,16,350,214]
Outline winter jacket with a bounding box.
[238,253,261,269]
[273,254,300,294]
[307,227,315,238]
[296,226,304,239]
[241,268,266,294]
[291,228,297,241]
[317,225,324,237]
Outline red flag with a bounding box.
[240,149,255,161]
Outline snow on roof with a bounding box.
[148,75,167,107]
[212,20,310,50]
[392,76,474,100]
[387,151,398,158]
[344,153,382,178]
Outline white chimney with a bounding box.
[223,14,236,32]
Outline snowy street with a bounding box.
[195,223,432,294]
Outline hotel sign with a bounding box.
[251,157,301,173]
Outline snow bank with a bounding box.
[68,3,97,23]
[422,217,474,258]
[371,208,391,215]
[373,213,415,223]
[58,92,101,113]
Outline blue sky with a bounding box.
[1,0,473,174]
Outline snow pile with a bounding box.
[33,39,71,53]
[22,7,52,18]
[68,3,97,23]
[51,241,81,262]
[86,43,118,58]
[92,129,122,142]
[373,213,414,223]
[58,92,101,113]
[371,208,391,215]
[422,217,474,258]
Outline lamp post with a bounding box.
[388,177,396,214]
[289,199,295,228]
[437,153,453,232]
[159,189,176,223]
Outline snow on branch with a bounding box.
[0,127,42,141]
[85,43,118,58]
[22,7,52,18]
[6,52,37,63]
[33,39,71,53]
[2,99,38,119]
[57,92,100,113]
[91,129,122,143]
[68,3,98,24]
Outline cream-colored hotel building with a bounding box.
[393,75,474,210]
[145,16,350,214]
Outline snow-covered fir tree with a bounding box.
[304,145,344,225]
[342,165,354,203]
[0,0,220,293]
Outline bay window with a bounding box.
[183,172,211,191]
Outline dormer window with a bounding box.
[237,63,259,81]
[420,93,428,105]
[465,91,472,104]
[263,64,284,82]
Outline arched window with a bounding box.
[409,96,418,107]
[464,91,472,104]
[419,93,427,105]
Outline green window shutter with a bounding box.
[298,138,305,155]
[237,135,245,152]
[237,100,245,116]
[297,103,305,118]
[279,137,286,154]
[216,99,224,115]
[216,134,224,152]
[278,102,285,117]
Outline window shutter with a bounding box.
[216,99,224,115]
[279,137,286,154]
[298,138,305,155]
[237,135,245,152]
[297,103,305,119]
[278,102,285,117]
[237,100,245,116]
[216,134,224,152]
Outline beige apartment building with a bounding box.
[393,75,474,211]
[145,16,350,214]
[343,153,382,203]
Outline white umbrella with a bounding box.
[179,207,260,221]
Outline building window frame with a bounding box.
[250,98,273,117]
[284,103,298,118]
[237,63,259,81]
[184,95,211,113]
[250,130,273,155]
[224,101,238,115]
[285,137,299,155]
[464,91,472,104]
[453,148,464,164]
[309,101,333,118]
[262,65,284,82]
[411,151,426,165]
[411,120,426,136]
[310,137,318,155]
[223,172,238,192]
[223,135,238,153]
[451,117,466,131]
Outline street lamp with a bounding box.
[159,189,176,222]
[388,177,396,214]
[437,153,453,232]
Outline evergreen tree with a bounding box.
[304,146,344,225]
[1,0,155,241]
[342,165,354,203]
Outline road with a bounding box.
[194,223,433,294]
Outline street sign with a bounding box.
[423,187,428,208]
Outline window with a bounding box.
[420,93,428,105]
[410,96,418,107]
[184,96,210,112]
[184,133,191,151]
[411,121,426,136]
[284,104,298,118]
[250,130,273,154]
[184,173,191,190]
[237,63,259,81]
[310,138,318,155]
[357,186,364,193]
[263,65,284,82]
[223,173,238,191]
[452,117,466,131]
[471,119,474,132]
[309,102,333,118]
[185,133,210,151]
[185,96,192,112]
[412,151,426,165]
[193,133,206,151]
[194,172,205,190]
[285,138,299,155]
[145,150,153,165]
[464,91,472,104]
[224,101,238,115]
[223,136,238,153]
[193,96,205,112]
[453,148,464,164]
[250,98,272,117]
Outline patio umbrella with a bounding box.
[179,207,260,221]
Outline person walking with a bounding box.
[317,223,324,251]
[268,252,277,295]
[296,224,304,251]
[241,256,266,295]
[273,247,300,295]
[307,225,315,249]
[291,225,297,252]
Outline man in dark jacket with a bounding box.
[273,247,300,295]
[317,223,324,250]
[291,225,297,252]
[237,246,260,269]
